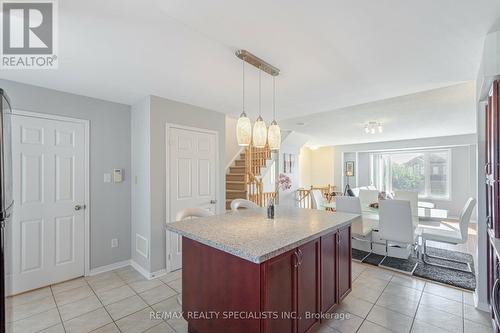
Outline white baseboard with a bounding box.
[87,260,131,276]
[474,292,490,312]
[87,259,168,281]
[130,259,152,280]
[150,268,167,279]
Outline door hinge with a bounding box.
[168,254,171,260]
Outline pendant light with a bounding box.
[268,76,281,150]
[236,60,252,146]
[253,68,267,148]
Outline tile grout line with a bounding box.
[85,273,126,333]
[354,267,393,333]
[112,268,182,333]
[408,280,425,332]
[49,285,67,333]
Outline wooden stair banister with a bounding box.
[226,143,275,210]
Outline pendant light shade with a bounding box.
[268,76,281,150]
[268,120,281,150]
[236,60,252,146]
[253,116,267,148]
[236,112,252,146]
[253,69,267,148]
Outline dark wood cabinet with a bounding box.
[320,232,337,313]
[486,80,500,332]
[486,80,500,237]
[261,250,296,333]
[183,226,352,333]
[338,226,352,300]
[296,239,321,333]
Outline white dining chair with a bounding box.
[359,189,379,208]
[311,190,325,210]
[419,197,476,272]
[230,199,259,211]
[335,196,362,214]
[175,207,213,221]
[394,191,418,216]
[378,199,418,271]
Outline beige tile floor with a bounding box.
[6,262,491,333]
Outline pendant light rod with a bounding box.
[259,69,262,117]
[235,49,280,77]
[273,76,276,121]
[242,59,245,113]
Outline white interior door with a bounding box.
[167,126,217,271]
[10,114,86,294]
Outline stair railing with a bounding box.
[296,185,338,209]
[245,144,272,207]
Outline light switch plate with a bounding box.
[104,173,111,183]
[111,238,118,248]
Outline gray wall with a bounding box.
[149,95,226,273]
[130,97,151,271]
[0,79,132,270]
[334,134,477,219]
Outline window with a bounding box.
[370,149,450,199]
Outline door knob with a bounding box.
[210,200,217,204]
[74,205,86,211]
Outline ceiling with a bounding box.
[282,82,477,146]
[0,1,498,128]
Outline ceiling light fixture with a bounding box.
[236,59,251,146]
[364,121,383,134]
[235,49,281,149]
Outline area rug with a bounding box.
[352,248,370,261]
[414,247,476,290]
[353,246,476,290]
[361,253,385,266]
[379,256,419,275]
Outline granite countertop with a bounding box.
[165,206,359,264]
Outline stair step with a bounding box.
[226,174,245,181]
[234,160,245,167]
[229,166,245,174]
[226,181,246,191]
[226,189,247,199]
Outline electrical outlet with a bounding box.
[111,238,118,248]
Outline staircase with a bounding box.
[225,147,272,210]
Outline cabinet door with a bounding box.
[337,226,352,300]
[297,239,321,333]
[261,249,297,333]
[321,232,337,313]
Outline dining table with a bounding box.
[321,201,449,237]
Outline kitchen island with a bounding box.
[166,206,358,333]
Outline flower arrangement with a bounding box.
[278,173,292,191]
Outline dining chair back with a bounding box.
[335,196,362,214]
[311,189,325,210]
[458,197,476,242]
[394,191,418,217]
[379,199,415,244]
[351,187,361,197]
[230,199,259,211]
[359,189,379,208]
[176,207,213,221]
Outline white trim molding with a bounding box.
[87,260,131,276]
[135,233,149,259]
